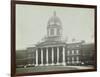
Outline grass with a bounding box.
[16,66,78,74]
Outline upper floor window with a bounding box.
[57,28,60,35]
[67,50,70,55]
[76,50,79,54]
[72,57,74,61]
[76,45,79,47]
[28,54,31,58]
[67,57,70,61]
[50,28,54,35]
[72,50,74,54]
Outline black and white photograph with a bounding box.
[11,1,97,76]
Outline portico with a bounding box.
[35,45,66,66]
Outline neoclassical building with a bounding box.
[29,11,67,66]
[16,12,95,67]
[27,11,88,66]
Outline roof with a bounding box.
[36,41,66,47]
[81,43,95,49]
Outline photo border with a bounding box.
[11,0,97,76]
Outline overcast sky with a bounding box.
[16,4,95,50]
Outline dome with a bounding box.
[48,11,62,27]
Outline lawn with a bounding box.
[16,66,78,74]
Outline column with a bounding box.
[41,48,43,66]
[57,47,59,65]
[63,46,66,66]
[52,47,54,65]
[33,49,35,65]
[46,48,48,66]
[35,49,38,66]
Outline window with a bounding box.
[67,61,69,64]
[67,50,70,55]
[76,50,79,54]
[28,54,31,58]
[50,28,54,35]
[72,50,74,54]
[72,57,74,63]
[76,56,79,63]
[57,28,60,35]
[67,57,70,61]
[67,57,70,64]
[76,45,79,47]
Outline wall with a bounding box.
[0,0,100,77]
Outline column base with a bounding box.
[40,64,44,66]
[57,62,60,65]
[35,64,38,66]
[62,62,66,66]
[46,64,49,66]
[51,63,54,65]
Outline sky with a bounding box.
[16,4,95,50]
